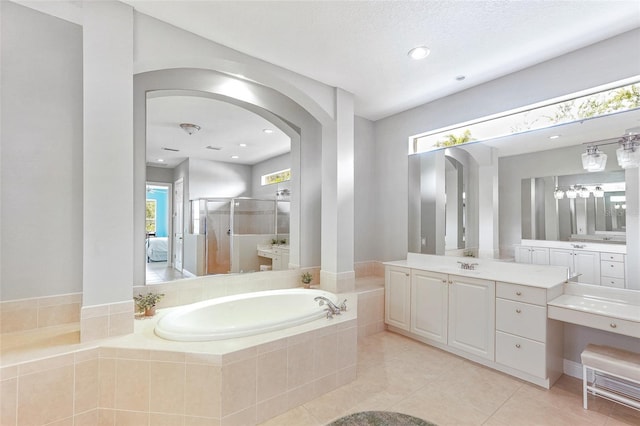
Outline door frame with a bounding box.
[145,181,173,267]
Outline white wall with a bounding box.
[146,165,174,183]
[188,158,251,200]
[354,116,378,262]
[0,2,83,300]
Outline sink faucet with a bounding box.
[314,296,347,318]
[457,261,478,270]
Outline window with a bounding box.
[146,199,157,234]
[411,79,640,155]
[261,168,291,186]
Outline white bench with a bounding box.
[581,344,640,411]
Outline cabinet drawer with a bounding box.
[496,282,547,306]
[600,261,625,279]
[496,331,546,379]
[496,299,546,342]
[601,252,624,263]
[601,277,625,289]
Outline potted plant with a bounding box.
[134,292,165,317]
[301,272,313,288]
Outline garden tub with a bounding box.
[154,288,340,341]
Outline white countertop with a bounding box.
[548,294,640,323]
[385,253,568,289]
[520,239,626,254]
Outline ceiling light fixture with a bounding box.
[549,135,560,139]
[581,145,607,172]
[263,129,274,134]
[231,155,239,159]
[180,123,201,135]
[239,143,247,147]
[157,158,164,162]
[408,46,430,60]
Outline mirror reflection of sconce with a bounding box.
[554,185,605,200]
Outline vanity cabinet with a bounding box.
[384,255,566,389]
[600,252,625,288]
[495,283,551,379]
[272,246,289,270]
[549,248,600,285]
[385,266,411,330]
[515,246,549,265]
[391,269,495,361]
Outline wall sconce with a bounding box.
[592,186,604,198]
[578,187,590,198]
[565,187,577,199]
[180,123,201,135]
[581,146,607,172]
[616,138,640,169]
[553,188,565,200]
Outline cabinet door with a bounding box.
[411,270,448,344]
[574,251,600,285]
[385,266,411,330]
[448,275,495,360]
[530,247,549,265]
[514,246,531,264]
[549,248,573,273]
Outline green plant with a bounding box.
[134,292,165,312]
[279,238,287,245]
[271,238,278,245]
[301,272,313,284]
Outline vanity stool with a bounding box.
[581,344,640,411]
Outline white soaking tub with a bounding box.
[154,288,341,341]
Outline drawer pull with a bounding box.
[516,309,521,314]
[610,323,617,329]
[442,279,447,284]
[611,265,614,268]
[515,344,521,348]
[516,291,522,296]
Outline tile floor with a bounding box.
[259,331,640,426]
[145,261,193,284]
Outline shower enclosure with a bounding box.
[190,197,290,274]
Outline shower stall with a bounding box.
[190,197,290,274]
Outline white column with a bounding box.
[321,88,355,293]
[625,167,639,290]
[82,1,134,333]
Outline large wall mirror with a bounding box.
[407,82,640,292]
[521,171,626,243]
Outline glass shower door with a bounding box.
[205,199,231,274]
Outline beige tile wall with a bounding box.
[354,261,384,278]
[0,293,81,334]
[357,287,385,340]
[80,300,134,342]
[1,319,358,426]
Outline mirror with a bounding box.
[521,171,626,243]
[145,91,294,282]
[409,146,478,256]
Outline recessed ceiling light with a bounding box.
[263,129,274,134]
[157,158,164,162]
[408,46,430,60]
[231,155,239,159]
[239,143,247,147]
[549,135,561,139]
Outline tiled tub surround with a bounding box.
[1,292,358,426]
[0,293,81,334]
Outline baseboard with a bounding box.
[564,358,584,380]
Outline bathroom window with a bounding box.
[146,199,157,234]
[261,168,291,185]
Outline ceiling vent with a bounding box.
[206,146,222,151]
[162,147,180,152]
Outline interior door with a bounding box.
[173,178,184,271]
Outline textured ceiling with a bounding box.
[125,0,640,120]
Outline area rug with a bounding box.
[327,411,437,426]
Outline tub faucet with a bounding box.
[314,296,347,318]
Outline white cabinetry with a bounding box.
[549,248,600,285]
[515,246,549,265]
[410,270,448,344]
[388,268,495,361]
[600,252,625,288]
[272,247,289,270]
[495,283,562,382]
[448,275,495,360]
[385,266,411,330]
